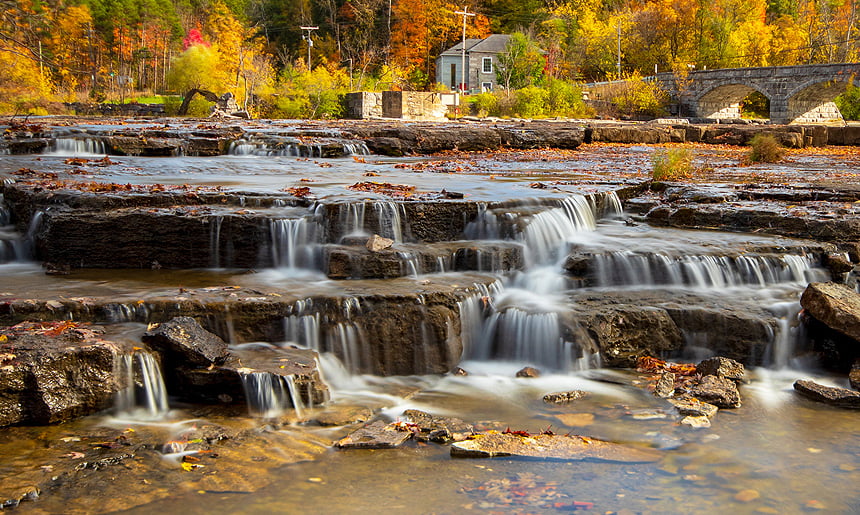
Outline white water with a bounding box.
[269,217,319,269]
[239,371,306,419]
[114,351,169,420]
[48,137,106,156]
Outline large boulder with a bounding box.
[0,322,120,426]
[142,317,230,367]
[801,282,860,342]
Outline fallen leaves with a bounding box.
[636,356,697,376]
[347,181,416,198]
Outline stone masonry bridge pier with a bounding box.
[656,63,860,124]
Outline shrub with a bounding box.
[652,148,694,181]
[544,78,590,118]
[836,83,860,120]
[747,134,785,163]
[513,85,548,118]
[470,92,499,117]
[609,72,670,119]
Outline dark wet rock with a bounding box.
[450,432,662,462]
[646,202,860,242]
[793,379,860,408]
[0,322,120,426]
[824,252,854,280]
[682,375,742,408]
[307,405,373,426]
[668,398,719,418]
[403,409,474,442]
[542,390,589,404]
[452,367,469,376]
[654,372,676,398]
[577,305,683,367]
[366,234,394,252]
[142,316,229,367]
[516,366,541,378]
[664,306,775,363]
[325,241,524,279]
[850,360,860,391]
[801,282,860,343]
[335,420,414,449]
[697,356,745,383]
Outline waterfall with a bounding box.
[521,196,598,265]
[22,210,44,260]
[269,217,319,269]
[49,137,106,156]
[114,351,169,419]
[338,202,368,239]
[397,251,421,277]
[0,195,26,263]
[210,215,224,268]
[374,201,405,243]
[239,371,305,418]
[590,252,820,288]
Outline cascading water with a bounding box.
[114,351,169,419]
[374,201,405,243]
[269,217,319,269]
[239,371,305,418]
[589,252,820,288]
[0,194,26,263]
[49,137,106,156]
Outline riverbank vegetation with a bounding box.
[3,0,860,118]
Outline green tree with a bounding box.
[496,32,544,90]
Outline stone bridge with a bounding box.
[655,63,860,124]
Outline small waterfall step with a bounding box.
[564,250,828,288]
[181,346,330,416]
[325,241,525,279]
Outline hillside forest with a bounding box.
[2,0,860,118]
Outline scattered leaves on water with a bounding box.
[460,472,575,510]
[283,186,312,198]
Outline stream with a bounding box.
[0,124,858,514]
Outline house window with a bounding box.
[450,63,457,89]
[482,57,493,73]
[482,82,493,93]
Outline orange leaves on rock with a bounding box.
[283,186,312,198]
[347,181,416,198]
[636,356,697,376]
[12,168,58,179]
[9,320,84,337]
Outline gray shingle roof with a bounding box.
[438,34,511,56]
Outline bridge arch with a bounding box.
[695,83,771,121]
[782,78,852,124]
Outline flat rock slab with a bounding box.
[335,420,414,449]
[450,432,661,462]
[793,379,860,408]
[543,390,589,404]
[801,282,860,342]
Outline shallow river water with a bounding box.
[1,128,859,514]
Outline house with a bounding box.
[435,34,511,93]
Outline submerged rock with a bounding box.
[403,409,474,442]
[680,415,711,428]
[669,398,719,418]
[450,432,661,462]
[542,390,589,404]
[793,379,860,408]
[850,360,860,391]
[335,420,415,449]
[142,316,230,367]
[697,356,745,383]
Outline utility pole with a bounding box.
[300,26,319,70]
[454,6,475,93]
[616,20,621,78]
